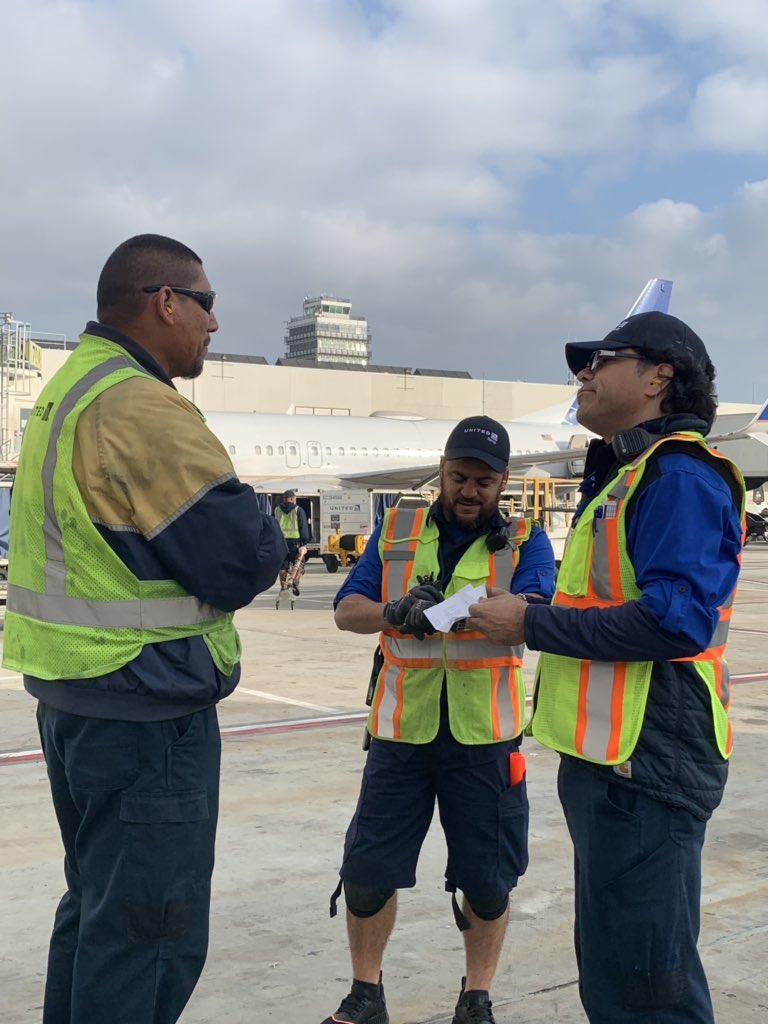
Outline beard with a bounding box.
[441,497,498,533]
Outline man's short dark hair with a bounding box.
[96,234,202,323]
[637,348,718,430]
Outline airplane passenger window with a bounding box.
[254,445,262,455]
[350,447,357,456]
[228,445,236,454]
[266,445,274,456]
[278,446,284,455]
[338,446,345,456]
[372,448,379,456]
[360,447,368,457]
[325,446,332,456]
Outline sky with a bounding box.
[2,0,768,402]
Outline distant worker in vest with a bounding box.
[3,234,286,1024]
[468,312,745,1024]
[321,416,556,1024]
[274,488,310,596]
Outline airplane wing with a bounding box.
[338,465,441,489]
[247,468,443,491]
[249,475,345,493]
[337,446,593,489]
[339,438,597,488]
[709,399,768,444]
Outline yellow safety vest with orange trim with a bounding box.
[371,506,533,744]
[530,433,745,765]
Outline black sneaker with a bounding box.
[320,978,389,1024]
[452,978,496,1023]
[292,582,300,596]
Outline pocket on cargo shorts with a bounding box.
[498,777,529,884]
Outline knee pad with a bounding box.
[343,881,395,919]
[466,893,509,922]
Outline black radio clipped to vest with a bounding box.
[612,428,658,464]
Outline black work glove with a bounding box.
[383,584,444,629]
[383,584,444,640]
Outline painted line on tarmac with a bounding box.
[3,671,768,767]
[0,712,371,766]
[222,711,369,739]
[232,688,338,713]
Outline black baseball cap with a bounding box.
[443,415,510,473]
[565,311,711,375]
[280,489,297,500]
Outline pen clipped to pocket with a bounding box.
[509,751,526,786]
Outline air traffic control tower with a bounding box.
[284,295,372,367]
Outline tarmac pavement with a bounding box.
[1,548,767,1023]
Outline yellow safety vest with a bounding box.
[3,333,240,680]
[370,506,533,744]
[276,505,300,539]
[530,433,745,765]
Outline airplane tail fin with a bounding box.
[625,278,673,317]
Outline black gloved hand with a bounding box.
[383,584,444,629]
[400,598,439,640]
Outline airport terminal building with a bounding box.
[3,339,580,461]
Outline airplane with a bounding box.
[206,396,768,494]
[206,278,701,492]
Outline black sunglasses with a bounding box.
[142,285,216,313]
[585,349,646,374]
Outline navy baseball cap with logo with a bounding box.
[443,415,510,473]
[565,311,711,376]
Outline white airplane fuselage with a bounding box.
[204,410,579,483]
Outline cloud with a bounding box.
[690,70,768,152]
[1,0,767,404]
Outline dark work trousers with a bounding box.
[36,702,221,1024]
[558,756,714,1024]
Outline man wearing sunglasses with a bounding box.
[4,234,286,1024]
[469,311,745,1023]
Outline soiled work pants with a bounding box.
[37,703,221,1024]
[558,755,714,1024]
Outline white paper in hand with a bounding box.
[423,583,486,632]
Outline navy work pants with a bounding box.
[558,756,714,1024]
[36,703,221,1024]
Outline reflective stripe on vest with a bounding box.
[532,433,744,764]
[7,585,222,628]
[372,507,530,743]
[13,355,223,630]
[381,505,428,598]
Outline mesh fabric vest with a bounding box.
[531,433,745,765]
[3,333,240,680]
[371,506,532,744]
[276,506,300,538]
